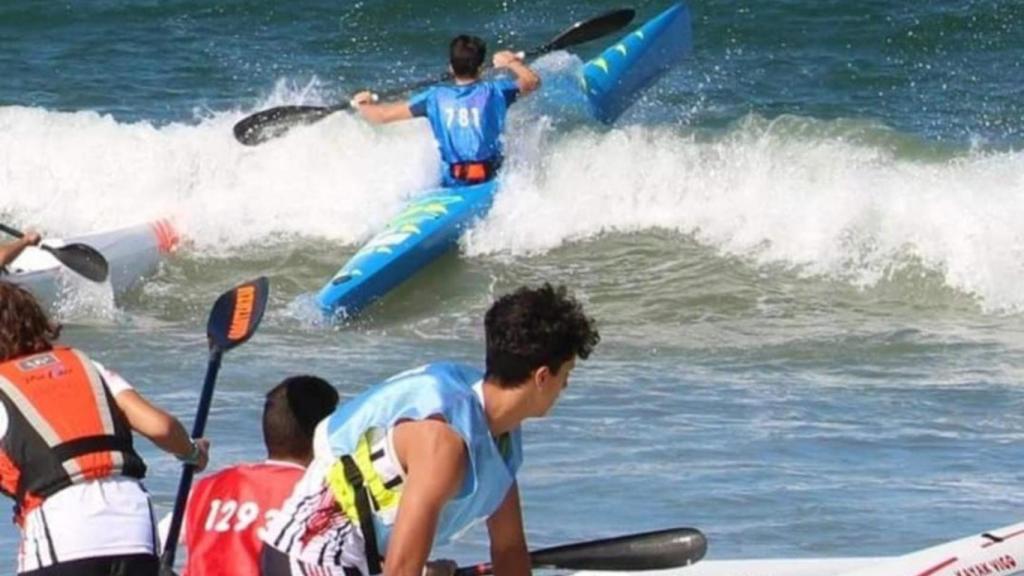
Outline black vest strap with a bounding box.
[341,455,384,576]
[50,434,134,464]
[15,435,144,510]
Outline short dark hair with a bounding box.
[450,35,486,78]
[484,283,600,387]
[263,375,339,460]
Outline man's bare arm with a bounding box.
[352,91,415,125]
[486,482,530,576]
[386,419,468,576]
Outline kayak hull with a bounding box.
[6,219,179,311]
[581,2,693,124]
[315,181,498,319]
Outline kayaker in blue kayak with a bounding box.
[352,35,541,187]
[260,283,600,576]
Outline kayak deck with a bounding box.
[316,181,498,319]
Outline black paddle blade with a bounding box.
[533,8,637,56]
[42,243,109,283]
[455,527,707,576]
[532,527,707,571]
[233,105,336,146]
[206,277,269,351]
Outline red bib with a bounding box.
[183,461,304,576]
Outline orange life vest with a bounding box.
[0,347,146,522]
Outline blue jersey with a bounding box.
[408,78,519,169]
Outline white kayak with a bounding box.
[3,219,179,310]
[573,521,1023,576]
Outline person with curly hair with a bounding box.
[0,281,210,576]
[260,283,600,576]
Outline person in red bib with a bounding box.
[0,280,210,576]
[161,375,339,576]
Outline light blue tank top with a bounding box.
[325,362,523,550]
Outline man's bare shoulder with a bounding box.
[393,418,468,475]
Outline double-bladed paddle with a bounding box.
[455,527,708,576]
[233,7,636,146]
[159,277,271,573]
[0,223,109,283]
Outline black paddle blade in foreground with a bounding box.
[206,276,270,351]
[532,8,636,56]
[533,527,707,570]
[43,243,109,283]
[233,105,337,146]
[456,527,708,576]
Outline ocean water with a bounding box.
[1,0,1023,571]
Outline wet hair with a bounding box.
[450,35,486,78]
[484,283,600,387]
[263,375,339,461]
[0,281,58,362]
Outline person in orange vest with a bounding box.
[0,281,210,575]
[0,231,40,269]
[161,375,339,576]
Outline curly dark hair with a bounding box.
[484,283,600,387]
[0,281,57,362]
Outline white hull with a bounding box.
[601,558,889,576]
[5,219,178,311]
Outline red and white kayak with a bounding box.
[573,521,1023,576]
[4,219,179,310]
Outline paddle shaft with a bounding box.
[0,222,32,240]
[0,223,47,258]
[239,47,540,133]
[335,23,617,115]
[161,347,224,568]
[331,8,631,115]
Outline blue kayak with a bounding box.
[316,181,497,319]
[316,4,693,320]
[581,3,693,124]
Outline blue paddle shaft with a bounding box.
[161,347,224,567]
